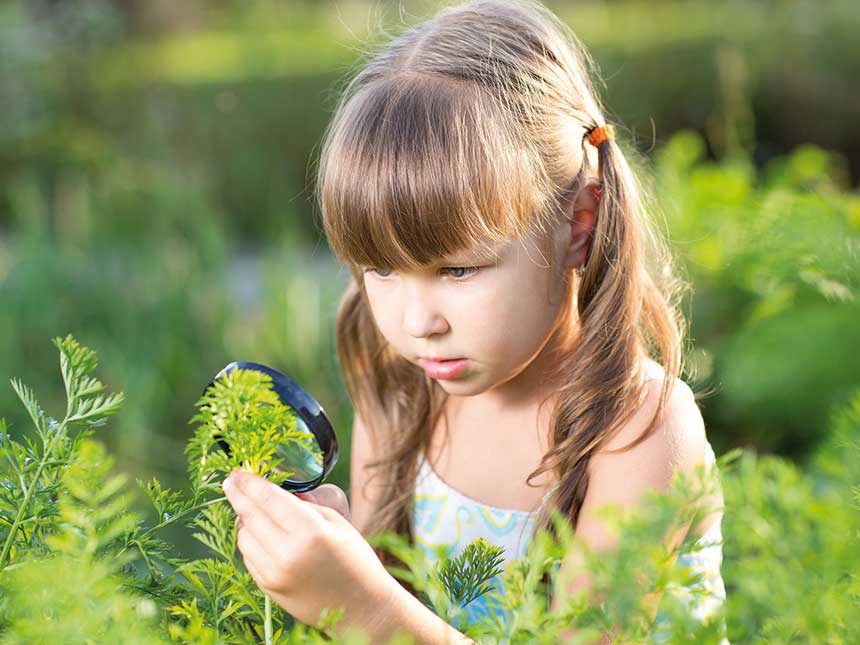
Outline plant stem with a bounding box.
[116,495,227,564]
[0,449,50,570]
[265,594,273,645]
[2,377,77,571]
[138,495,227,541]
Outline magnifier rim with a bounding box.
[203,361,339,492]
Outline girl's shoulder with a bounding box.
[641,356,675,384]
[571,360,709,550]
[563,359,718,562]
[598,358,707,458]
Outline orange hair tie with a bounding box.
[586,123,616,148]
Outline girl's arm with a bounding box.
[550,380,705,642]
[348,580,476,644]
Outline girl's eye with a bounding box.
[365,267,393,278]
[440,266,478,279]
[364,266,479,280]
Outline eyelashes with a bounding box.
[440,266,478,279]
[364,266,480,280]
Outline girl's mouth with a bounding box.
[419,358,469,379]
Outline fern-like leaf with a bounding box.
[52,334,125,429]
[433,538,506,608]
[9,378,48,436]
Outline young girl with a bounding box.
[221,0,728,642]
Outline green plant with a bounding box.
[2,335,858,643]
[0,335,125,571]
[0,336,320,643]
[654,130,860,458]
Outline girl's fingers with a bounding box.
[223,474,292,543]
[237,525,276,591]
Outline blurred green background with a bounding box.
[2,0,859,528]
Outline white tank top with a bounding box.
[412,361,729,642]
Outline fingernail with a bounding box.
[222,475,233,492]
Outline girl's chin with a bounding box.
[433,374,489,396]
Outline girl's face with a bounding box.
[361,221,576,407]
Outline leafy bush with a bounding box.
[0,336,308,643]
[654,130,860,458]
[720,393,860,642]
[1,335,857,642]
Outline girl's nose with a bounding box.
[402,288,449,339]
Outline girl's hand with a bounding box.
[221,471,401,635]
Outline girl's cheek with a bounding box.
[365,293,397,336]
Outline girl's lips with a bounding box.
[420,358,469,379]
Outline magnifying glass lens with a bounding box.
[271,415,324,481]
[205,361,338,492]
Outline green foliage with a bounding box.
[0,336,317,643]
[720,389,860,642]
[654,129,860,457]
[433,539,506,610]
[2,336,859,642]
[0,334,126,570]
[186,367,320,489]
[0,439,164,644]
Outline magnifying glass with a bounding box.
[203,361,339,493]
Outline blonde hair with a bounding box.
[315,0,688,597]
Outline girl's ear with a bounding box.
[561,179,601,270]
